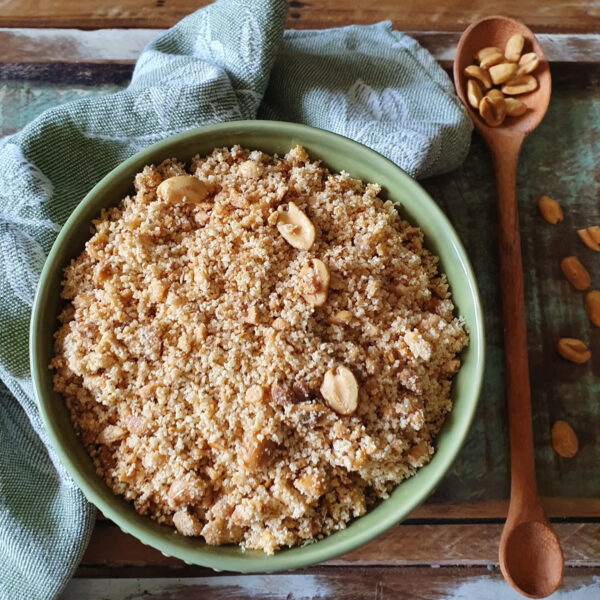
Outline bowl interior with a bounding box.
[31,120,484,572]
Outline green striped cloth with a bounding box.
[0,0,471,597]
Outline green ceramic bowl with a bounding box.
[31,120,484,572]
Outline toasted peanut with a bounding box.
[505,33,525,62]
[276,202,315,250]
[551,421,578,458]
[586,290,600,327]
[480,51,505,70]
[157,175,208,204]
[320,365,359,415]
[294,470,325,499]
[239,159,261,178]
[467,79,483,109]
[464,65,492,89]
[505,97,528,117]
[329,310,352,324]
[271,382,293,406]
[173,510,203,536]
[589,226,600,243]
[489,62,518,85]
[538,195,563,224]
[479,95,506,127]
[560,257,590,290]
[125,414,151,436]
[302,258,330,307]
[557,338,591,364]
[485,88,503,101]
[245,385,265,403]
[474,46,502,62]
[167,477,203,508]
[241,431,276,470]
[501,75,538,95]
[407,440,430,466]
[516,52,540,76]
[97,425,126,445]
[272,317,289,330]
[577,227,600,251]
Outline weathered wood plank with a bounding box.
[2,29,600,65]
[63,567,600,599]
[3,0,600,32]
[81,521,600,568]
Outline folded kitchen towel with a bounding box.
[0,0,471,597]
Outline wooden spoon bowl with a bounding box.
[454,15,551,137]
[454,16,563,599]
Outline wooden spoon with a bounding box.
[453,16,563,599]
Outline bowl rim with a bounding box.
[30,119,485,572]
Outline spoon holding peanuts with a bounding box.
[454,16,562,600]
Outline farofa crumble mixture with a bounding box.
[51,145,468,553]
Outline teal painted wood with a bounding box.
[0,79,597,502]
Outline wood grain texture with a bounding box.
[81,521,600,569]
[63,568,600,599]
[2,29,600,65]
[2,0,600,32]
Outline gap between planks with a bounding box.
[1,29,600,66]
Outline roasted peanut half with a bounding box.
[276,202,316,250]
[557,338,591,364]
[577,226,600,251]
[551,420,578,458]
[320,365,359,415]
[467,79,483,109]
[474,46,501,62]
[560,257,590,290]
[489,62,518,85]
[464,65,492,89]
[505,97,528,117]
[586,290,600,327]
[501,75,538,95]
[485,89,504,102]
[157,175,209,204]
[516,52,540,76]
[538,195,563,224]
[480,51,505,70]
[505,33,525,62]
[479,95,506,127]
[302,258,330,307]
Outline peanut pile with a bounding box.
[465,34,540,127]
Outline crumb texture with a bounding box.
[51,146,468,553]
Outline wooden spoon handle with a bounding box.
[489,135,541,517]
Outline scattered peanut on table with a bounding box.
[551,420,579,458]
[557,338,591,364]
[586,290,600,327]
[577,225,600,251]
[560,256,591,290]
[538,195,563,224]
[465,33,539,127]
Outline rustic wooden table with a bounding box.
[2,1,599,598]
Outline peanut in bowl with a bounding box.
[30,120,484,572]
